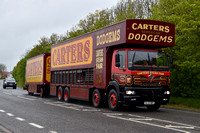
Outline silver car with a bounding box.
[3,78,17,89]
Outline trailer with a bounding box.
[25,53,51,97]
[25,19,175,111]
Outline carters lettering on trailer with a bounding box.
[52,37,92,67]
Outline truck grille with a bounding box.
[134,75,168,86]
[136,89,162,96]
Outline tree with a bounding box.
[0,63,6,72]
[151,0,200,98]
[0,63,7,78]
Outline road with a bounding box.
[0,80,200,133]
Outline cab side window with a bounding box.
[117,51,125,68]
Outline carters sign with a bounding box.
[26,56,43,83]
[94,19,175,48]
[51,36,93,69]
[126,19,175,46]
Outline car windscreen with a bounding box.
[6,78,16,82]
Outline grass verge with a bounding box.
[162,96,200,112]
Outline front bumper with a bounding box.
[123,86,170,106]
[5,83,17,87]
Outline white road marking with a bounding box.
[3,92,12,96]
[129,114,200,128]
[129,118,153,121]
[50,131,58,133]
[17,96,35,101]
[16,117,25,121]
[82,109,101,112]
[44,101,101,112]
[29,123,44,129]
[0,109,5,112]
[55,101,84,108]
[104,113,198,133]
[103,113,123,116]
[6,113,14,117]
[44,102,80,111]
[165,125,194,129]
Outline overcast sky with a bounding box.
[0,0,119,71]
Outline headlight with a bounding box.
[164,91,170,95]
[126,90,136,95]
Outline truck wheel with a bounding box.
[58,87,63,101]
[64,87,70,102]
[92,89,103,108]
[147,104,160,111]
[108,89,121,111]
[40,88,45,98]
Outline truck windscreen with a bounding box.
[127,50,169,71]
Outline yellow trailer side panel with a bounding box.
[26,56,44,83]
[51,36,93,69]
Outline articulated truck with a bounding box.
[25,19,175,111]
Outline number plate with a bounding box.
[144,101,155,105]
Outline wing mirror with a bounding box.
[115,54,120,67]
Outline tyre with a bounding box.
[13,86,16,89]
[58,87,63,101]
[3,85,6,89]
[64,87,70,102]
[146,104,160,111]
[108,89,121,111]
[40,88,45,98]
[92,89,103,108]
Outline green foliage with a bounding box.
[0,63,7,78]
[168,96,200,110]
[151,0,200,98]
[68,0,155,36]
[12,58,26,87]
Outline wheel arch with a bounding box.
[107,81,120,100]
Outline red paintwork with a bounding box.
[40,89,43,97]
[70,87,89,100]
[64,89,68,100]
[28,84,37,93]
[58,89,62,99]
[111,48,170,88]
[50,85,56,95]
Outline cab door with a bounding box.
[112,50,127,85]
